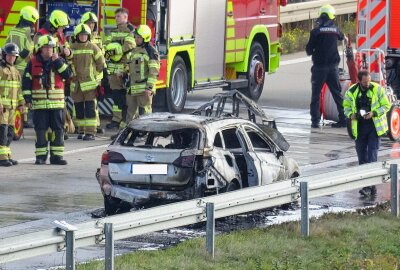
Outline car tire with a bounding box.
[103,195,130,216]
[240,41,265,101]
[166,56,188,113]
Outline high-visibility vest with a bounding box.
[29,56,65,110]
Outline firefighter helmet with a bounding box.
[74,23,92,38]
[319,4,335,20]
[81,12,98,24]
[20,6,39,24]
[2,43,20,59]
[35,35,57,52]
[49,10,70,28]
[134,25,152,43]
[105,42,123,62]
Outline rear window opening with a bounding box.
[117,128,200,149]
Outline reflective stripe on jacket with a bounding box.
[70,41,105,92]
[343,82,391,139]
[0,63,23,109]
[127,44,160,95]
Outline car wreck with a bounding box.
[97,91,300,215]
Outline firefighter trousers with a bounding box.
[126,93,153,123]
[33,109,65,159]
[71,87,97,135]
[0,108,16,161]
[355,120,380,165]
[111,89,127,126]
[310,65,345,125]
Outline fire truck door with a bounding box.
[194,0,226,82]
[168,0,195,44]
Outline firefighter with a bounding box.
[306,4,347,128]
[80,11,106,135]
[104,7,136,130]
[34,10,71,58]
[343,70,391,196]
[70,24,105,140]
[125,25,160,123]
[0,43,24,167]
[6,6,39,128]
[22,35,72,165]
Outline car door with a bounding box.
[243,125,284,185]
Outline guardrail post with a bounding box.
[300,181,309,237]
[66,231,75,270]
[105,223,114,270]
[391,164,399,217]
[206,202,215,258]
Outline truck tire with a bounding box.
[388,104,400,141]
[13,108,23,141]
[242,41,265,101]
[167,56,188,113]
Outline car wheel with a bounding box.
[388,105,400,141]
[166,56,188,113]
[241,41,265,101]
[103,195,130,216]
[13,108,23,141]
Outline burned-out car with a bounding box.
[97,91,299,215]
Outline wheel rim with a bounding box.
[14,110,22,136]
[171,68,185,107]
[249,54,264,96]
[391,107,400,138]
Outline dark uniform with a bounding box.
[306,15,346,128]
[22,49,72,165]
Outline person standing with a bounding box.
[70,24,105,140]
[104,7,136,130]
[125,25,160,122]
[343,70,391,196]
[0,43,24,167]
[22,35,72,165]
[306,4,347,128]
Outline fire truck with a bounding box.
[0,0,286,115]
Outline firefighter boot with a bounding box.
[9,159,18,165]
[83,134,95,141]
[106,121,120,129]
[0,160,12,167]
[35,155,47,165]
[50,156,68,165]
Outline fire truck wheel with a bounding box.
[242,41,265,101]
[388,105,400,141]
[167,56,188,113]
[13,108,23,141]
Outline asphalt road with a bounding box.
[1,52,399,269]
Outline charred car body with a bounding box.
[97,91,300,215]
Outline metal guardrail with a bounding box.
[0,160,399,268]
[281,0,357,23]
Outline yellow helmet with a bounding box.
[35,35,57,52]
[74,23,91,38]
[319,4,335,20]
[134,25,152,43]
[105,42,123,62]
[49,10,70,28]
[20,6,39,24]
[81,12,98,24]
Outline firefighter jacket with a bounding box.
[306,17,344,66]
[22,54,72,110]
[127,44,160,95]
[70,41,105,92]
[343,82,391,139]
[0,61,24,109]
[91,32,105,81]
[6,22,35,74]
[105,23,136,90]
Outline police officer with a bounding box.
[343,70,391,196]
[80,11,106,134]
[306,4,347,128]
[70,24,105,140]
[22,35,72,165]
[104,7,136,130]
[125,25,160,122]
[0,43,24,167]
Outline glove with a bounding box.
[96,85,105,101]
[105,49,115,59]
[64,109,75,134]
